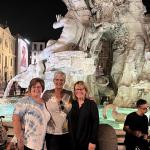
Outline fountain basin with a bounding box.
[0,100,150,130]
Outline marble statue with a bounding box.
[3,0,150,107]
[37,0,117,60]
[116,0,148,85]
[37,14,85,61]
[62,0,92,26]
[86,75,115,104]
[103,104,127,122]
[112,0,150,106]
[3,63,44,98]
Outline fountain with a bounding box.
[0,0,150,130]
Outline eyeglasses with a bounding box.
[140,106,149,110]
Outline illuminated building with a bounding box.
[0,26,16,88]
[31,42,46,64]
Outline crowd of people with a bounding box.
[5,71,149,150]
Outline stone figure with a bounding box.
[114,86,139,107]
[37,0,117,61]
[87,0,129,84]
[4,0,150,108]
[88,0,125,22]
[86,75,115,103]
[37,0,93,61]
[117,0,149,86]
[103,104,127,122]
[37,14,85,61]
[3,64,44,98]
[62,0,92,26]
[36,0,150,107]
[141,15,150,80]
[35,61,45,78]
[112,0,150,106]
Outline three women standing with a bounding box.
[12,74,99,150]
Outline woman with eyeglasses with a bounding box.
[123,99,149,150]
[68,81,99,150]
[42,71,73,150]
[12,78,50,150]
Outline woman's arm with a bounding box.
[12,98,28,150]
[12,115,22,139]
[89,101,99,145]
[12,114,24,150]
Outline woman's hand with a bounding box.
[64,102,72,112]
[88,143,96,150]
[13,114,24,150]
[143,134,148,140]
[133,130,142,137]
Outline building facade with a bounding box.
[31,42,46,64]
[0,26,16,88]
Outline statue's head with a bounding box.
[62,0,92,26]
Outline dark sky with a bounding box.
[0,0,149,42]
[0,0,67,42]
[142,0,150,14]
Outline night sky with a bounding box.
[0,0,149,42]
[0,0,67,42]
